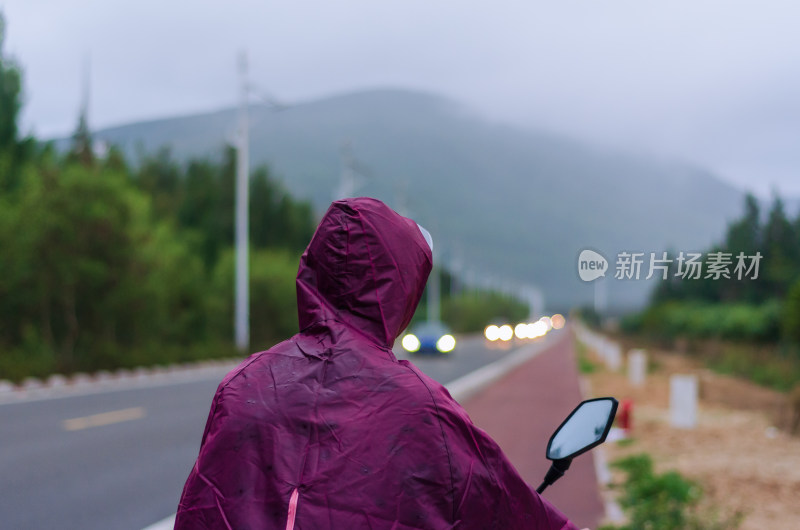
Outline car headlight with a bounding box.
[402,334,420,352]
[498,325,513,341]
[436,334,456,353]
[530,321,548,338]
[485,325,500,341]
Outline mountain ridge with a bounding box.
[77,88,746,309]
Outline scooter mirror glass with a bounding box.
[546,397,617,461]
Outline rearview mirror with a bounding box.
[536,397,618,494]
[547,397,618,461]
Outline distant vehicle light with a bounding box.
[514,323,529,339]
[530,321,548,338]
[498,324,513,341]
[402,334,420,352]
[551,314,566,329]
[436,334,456,353]
[485,325,500,341]
[539,316,553,331]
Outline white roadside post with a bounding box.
[628,349,647,387]
[670,374,698,429]
[605,341,622,371]
[599,338,610,366]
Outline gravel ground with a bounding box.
[584,347,800,529]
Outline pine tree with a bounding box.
[0,12,31,190]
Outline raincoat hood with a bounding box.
[296,198,432,348]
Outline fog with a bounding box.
[3,0,799,196]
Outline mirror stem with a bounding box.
[536,458,572,495]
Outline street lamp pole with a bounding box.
[235,51,250,351]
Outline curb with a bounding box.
[574,327,627,527]
[445,335,558,402]
[0,359,242,405]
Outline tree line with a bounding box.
[621,191,800,391]
[0,14,315,380]
[625,192,800,345]
[0,11,532,380]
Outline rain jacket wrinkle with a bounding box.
[175,198,577,530]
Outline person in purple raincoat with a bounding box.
[176,197,578,530]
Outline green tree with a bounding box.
[762,196,799,298]
[0,12,33,192]
[440,290,529,333]
[719,193,762,301]
[0,159,214,374]
[0,162,146,369]
[0,14,20,150]
[0,11,323,379]
[177,152,235,268]
[209,248,300,350]
[725,193,761,255]
[69,108,94,167]
[783,279,800,345]
[134,147,181,220]
[174,146,314,267]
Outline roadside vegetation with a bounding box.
[619,192,800,395]
[440,287,529,334]
[600,453,742,530]
[575,339,600,374]
[573,333,765,528]
[0,12,525,381]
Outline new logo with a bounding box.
[578,249,608,282]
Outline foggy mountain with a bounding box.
[85,88,745,310]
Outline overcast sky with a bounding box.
[2,0,799,197]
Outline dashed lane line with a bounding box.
[62,407,146,431]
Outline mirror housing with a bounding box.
[536,397,618,495]
[546,397,618,461]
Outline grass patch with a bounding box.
[618,331,800,393]
[706,343,800,392]
[601,453,743,530]
[576,339,600,374]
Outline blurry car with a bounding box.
[401,321,456,355]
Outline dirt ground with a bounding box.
[584,344,800,529]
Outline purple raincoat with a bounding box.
[176,198,577,530]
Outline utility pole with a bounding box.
[526,285,545,321]
[427,265,441,323]
[235,51,250,351]
[334,140,356,200]
[594,277,607,315]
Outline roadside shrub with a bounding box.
[575,339,599,374]
[439,291,528,333]
[209,248,301,351]
[783,279,800,345]
[626,301,781,343]
[707,344,800,392]
[604,453,741,530]
[614,454,700,529]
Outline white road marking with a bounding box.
[142,513,175,530]
[62,407,146,431]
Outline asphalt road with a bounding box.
[0,334,533,530]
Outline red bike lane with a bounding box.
[460,330,606,529]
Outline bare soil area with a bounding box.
[584,346,800,529]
